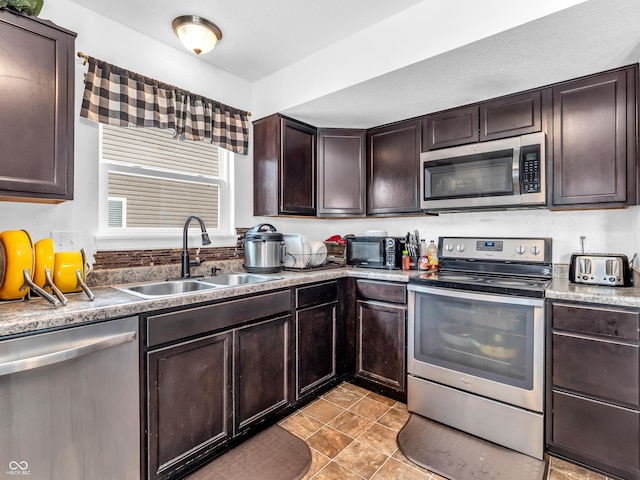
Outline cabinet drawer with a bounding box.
[552,303,640,340]
[296,281,337,309]
[553,332,639,407]
[551,391,640,473]
[147,290,291,347]
[356,279,406,304]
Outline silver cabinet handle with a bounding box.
[0,330,137,376]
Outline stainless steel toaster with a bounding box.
[569,253,633,287]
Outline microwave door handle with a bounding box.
[512,146,521,195]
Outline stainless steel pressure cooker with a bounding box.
[243,224,285,273]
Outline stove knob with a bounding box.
[531,246,540,255]
[516,245,526,255]
[456,243,465,252]
[445,243,454,252]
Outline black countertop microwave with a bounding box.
[420,132,546,212]
[346,236,404,269]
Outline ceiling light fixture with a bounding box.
[172,15,222,55]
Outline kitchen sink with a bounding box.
[115,280,219,299]
[199,273,281,286]
[115,273,282,299]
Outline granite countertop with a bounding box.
[0,267,418,338]
[546,277,640,307]
[3,266,640,338]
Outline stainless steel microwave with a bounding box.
[420,132,546,212]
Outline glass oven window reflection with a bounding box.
[425,155,513,199]
[414,292,534,389]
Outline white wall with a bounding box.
[0,0,252,259]
[2,0,638,268]
[239,0,640,266]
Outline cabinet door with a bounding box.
[551,67,636,208]
[480,91,541,141]
[147,332,232,480]
[422,105,479,150]
[253,114,280,216]
[0,12,76,201]
[552,332,639,407]
[551,391,640,478]
[281,118,316,215]
[367,119,421,215]
[355,299,406,392]
[234,315,291,434]
[296,300,337,400]
[317,128,366,216]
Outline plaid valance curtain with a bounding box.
[80,56,250,155]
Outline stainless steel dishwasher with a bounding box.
[0,316,139,480]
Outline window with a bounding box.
[97,124,234,249]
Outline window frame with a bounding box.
[95,124,236,251]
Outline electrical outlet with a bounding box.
[51,231,82,251]
[577,233,591,252]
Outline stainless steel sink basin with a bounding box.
[115,273,281,299]
[115,280,219,299]
[199,273,281,286]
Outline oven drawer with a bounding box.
[552,303,640,340]
[552,332,639,407]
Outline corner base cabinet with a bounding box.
[295,281,339,400]
[0,11,76,202]
[352,279,407,400]
[546,300,640,480]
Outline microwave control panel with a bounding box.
[520,145,541,193]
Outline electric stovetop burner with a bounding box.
[409,236,553,298]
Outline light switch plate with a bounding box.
[51,231,82,251]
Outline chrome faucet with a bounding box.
[182,215,211,278]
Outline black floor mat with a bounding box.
[397,414,547,480]
[186,425,311,480]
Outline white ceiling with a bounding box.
[68,0,640,129]
[67,0,423,82]
[283,0,640,128]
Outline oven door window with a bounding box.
[414,291,534,389]
[424,151,514,200]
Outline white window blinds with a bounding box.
[101,125,225,231]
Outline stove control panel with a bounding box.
[439,237,551,263]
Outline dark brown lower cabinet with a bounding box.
[147,332,232,480]
[144,290,292,480]
[295,281,338,400]
[234,315,291,434]
[547,300,640,480]
[352,280,407,398]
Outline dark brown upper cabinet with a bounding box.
[367,119,421,215]
[423,105,479,150]
[480,91,542,141]
[0,11,76,202]
[422,91,542,151]
[317,129,366,217]
[253,114,316,216]
[550,66,637,209]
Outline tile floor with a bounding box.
[279,381,614,480]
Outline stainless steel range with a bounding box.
[407,236,552,460]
